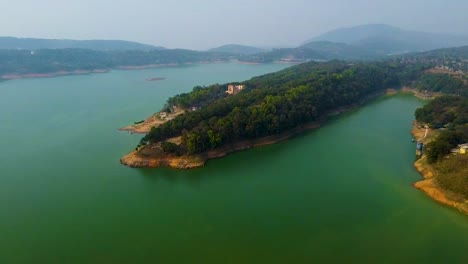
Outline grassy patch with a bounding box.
[434,154,468,200]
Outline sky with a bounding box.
[0,0,467,50]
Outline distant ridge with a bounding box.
[0,37,164,51]
[238,40,379,63]
[238,24,468,63]
[299,41,373,58]
[208,44,266,55]
[304,24,468,54]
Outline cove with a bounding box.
[0,63,467,263]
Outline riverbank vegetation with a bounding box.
[415,96,468,163]
[414,96,468,201]
[414,73,467,96]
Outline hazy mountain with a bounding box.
[0,37,163,51]
[208,44,266,55]
[299,41,376,59]
[240,41,378,63]
[305,24,468,54]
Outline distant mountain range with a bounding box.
[240,24,468,63]
[208,44,266,55]
[1,24,468,76]
[304,24,468,55]
[0,37,163,51]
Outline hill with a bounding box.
[305,24,468,55]
[239,41,378,63]
[0,37,163,51]
[299,41,376,59]
[208,44,266,55]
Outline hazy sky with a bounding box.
[1,0,467,50]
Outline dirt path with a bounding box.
[119,109,185,134]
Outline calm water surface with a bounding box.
[0,63,467,263]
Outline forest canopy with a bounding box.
[141,60,428,155]
[415,96,468,163]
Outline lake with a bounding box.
[0,63,467,263]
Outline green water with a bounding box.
[0,63,466,263]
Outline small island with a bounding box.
[146,77,166,82]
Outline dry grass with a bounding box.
[119,109,185,133]
[434,154,468,200]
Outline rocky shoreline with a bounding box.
[411,123,468,215]
[120,122,321,169]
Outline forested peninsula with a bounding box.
[121,46,468,170]
[121,58,428,168]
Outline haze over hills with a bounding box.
[239,24,468,63]
[208,44,266,55]
[239,40,380,63]
[2,23,468,75]
[0,37,163,51]
[299,41,375,59]
[304,24,468,54]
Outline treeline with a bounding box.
[0,49,232,75]
[415,96,468,163]
[142,60,427,154]
[415,73,467,96]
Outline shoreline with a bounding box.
[401,86,441,100]
[120,92,383,169]
[121,122,322,169]
[1,69,109,80]
[0,62,221,80]
[118,108,185,134]
[411,122,468,215]
[0,60,278,81]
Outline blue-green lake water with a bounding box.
[0,63,466,263]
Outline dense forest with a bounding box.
[414,73,467,96]
[415,96,468,163]
[141,60,427,154]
